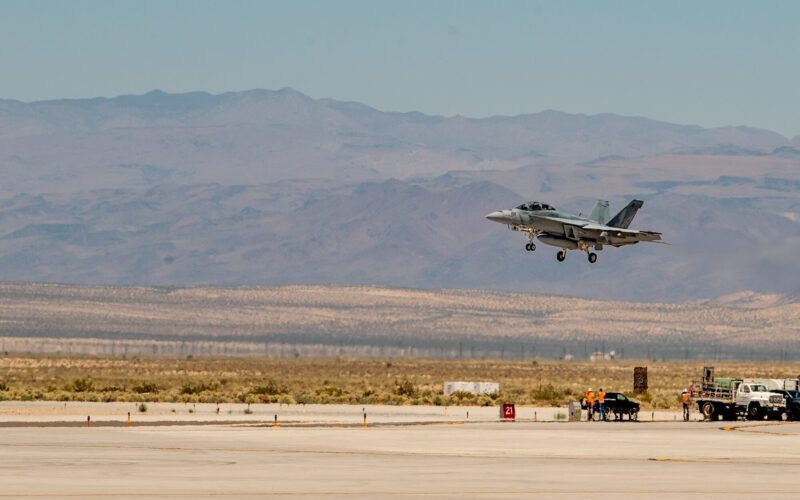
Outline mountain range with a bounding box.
[0,88,798,301]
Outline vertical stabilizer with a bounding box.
[589,200,610,224]
[608,200,644,228]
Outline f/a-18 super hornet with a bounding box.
[485,199,662,263]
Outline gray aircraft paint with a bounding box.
[607,200,644,229]
[485,199,662,263]
[589,200,610,224]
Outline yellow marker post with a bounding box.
[273,414,279,428]
[363,413,367,428]
[86,416,91,427]
[127,412,131,427]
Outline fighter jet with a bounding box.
[485,199,662,263]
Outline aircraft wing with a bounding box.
[529,215,662,245]
[530,215,592,227]
[579,223,662,245]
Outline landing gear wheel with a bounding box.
[525,243,536,252]
[588,252,597,263]
[556,250,566,262]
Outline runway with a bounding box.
[1,404,798,498]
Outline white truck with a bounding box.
[693,367,786,421]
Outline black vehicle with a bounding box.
[581,392,640,421]
[771,390,800,420]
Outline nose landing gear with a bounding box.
[524,230,539,253]
[588,252,598,263]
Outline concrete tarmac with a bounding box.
[1,404,797,498]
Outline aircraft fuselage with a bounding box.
[485,199,661,263]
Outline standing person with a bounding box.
[598,388,606,420]
[586,388,596,421]
[583,389,589,419]
[682,389,691,421]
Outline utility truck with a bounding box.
[693,367,786,421]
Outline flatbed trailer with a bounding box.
[694,385,742,421]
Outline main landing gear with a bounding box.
[525,243,536,251]
[555,250,598,263]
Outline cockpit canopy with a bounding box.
[516,201,555,211]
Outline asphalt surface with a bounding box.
[1,404,797,498]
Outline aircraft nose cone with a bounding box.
[485,211,509,224]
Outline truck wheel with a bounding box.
[629,409,638,421]
[747,404,762,421]
[604,407,612,421]
[701,402,716,421]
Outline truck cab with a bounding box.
[735,382,785,420]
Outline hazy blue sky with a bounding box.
[2,0,798,137]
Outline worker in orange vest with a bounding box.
[597,388,606,420]
[682,389,691,421]
[586,388,596,421]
